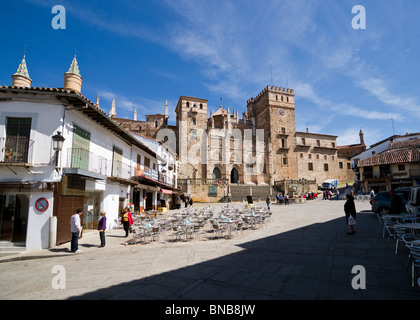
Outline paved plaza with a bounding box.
[0,198,419,301]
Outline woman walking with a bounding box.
[344,194,356,235]
[121,207,133,238]
[98,211,107,247]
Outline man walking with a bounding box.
[70,209,83,253]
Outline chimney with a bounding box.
[12,55,32,88]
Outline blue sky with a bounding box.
[1,0,419,147]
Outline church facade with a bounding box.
[114,85,359,195]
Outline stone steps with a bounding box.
[0,242,26,257]
[229,185,274,202]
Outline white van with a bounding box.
[406,186,420,215]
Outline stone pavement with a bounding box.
[0,199,419,301]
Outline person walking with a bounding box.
[98,211,107,247]
[266,195,271,210]
[336,189,340,200]
[389,189,405,214]
[121,207,133,238]
[285,194,289,205]
[70,209,83,253]
[344,194,356,235]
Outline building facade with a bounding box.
[0,55,176,250]
[114,86,356,201]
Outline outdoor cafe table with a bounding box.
[218,219,241,238]
[396,223,420,234]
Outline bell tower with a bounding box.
[246,86,297,183]
[175,96,208,180]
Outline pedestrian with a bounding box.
[98,211,107,247]
[336,189,340,200]
[266,194,270,210]
[70,209,83,253]
[344,193,356,235]
[121,207,133,238]
[285,194,289,205]
[389,189,405,214]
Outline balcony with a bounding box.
[0,137,34,166]
[64,148,107,179]
[110,160,132,180]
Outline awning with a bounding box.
[161,189,172,194]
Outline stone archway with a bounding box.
[230,168,239,184]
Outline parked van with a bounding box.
[406,186,420,215]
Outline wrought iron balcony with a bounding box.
[66,148,107,176]
[0,137,34,165]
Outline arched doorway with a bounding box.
[212,167,221,180]
[230,168,239,183]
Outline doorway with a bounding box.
[0,194,28,243]
[230,168,239,184]
[83,192,102,230]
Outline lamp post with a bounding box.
[52,131,65,169]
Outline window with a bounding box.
[317,154,320,159]
[199,103,203,109]
[309,154,312,159]
[324,155,327,160]
[281,127,286,134]
[398,164,406,171]
[155,121,158,128]
[283,156,288,166]
[300,153,303,159]
[332,142,335,148]
[316,140,320,146]
[339,162,343,169]
[281,139,286,148]
[136,154,141,175]
[153,163,156,171]
[347,163,351,169]
[186,102,190,108]
[308,163,313,171]
[332,156,335,161]
[193,118,196,126]
[301,138,306,146]
[112,146,123,177]
[144,157,150,172]
[5,117,32,163]
[324,164,329,171]
[72,125,91,170]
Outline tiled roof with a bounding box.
[357,147,419,167]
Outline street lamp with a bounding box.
[52,131,65,168]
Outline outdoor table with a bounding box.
[397,223,420,235]
[219,219,241,238]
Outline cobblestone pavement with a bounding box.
[1,199,419,301]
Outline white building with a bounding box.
[352,133,420,193]
[0,54,168,250]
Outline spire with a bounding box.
[67,55,81,76]
[64,54,83,92]
[95,94,100,108]
[14,55,30,79]
[109,99,116,118]
[134,106,137,121]
[165,100,169,117]
[12,53,32,87]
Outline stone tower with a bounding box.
[175,96,208,180]
[246,86,297,183]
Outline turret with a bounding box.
[12,55,32,88]
[64,55,83,92]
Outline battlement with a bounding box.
[247,85,294,104]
